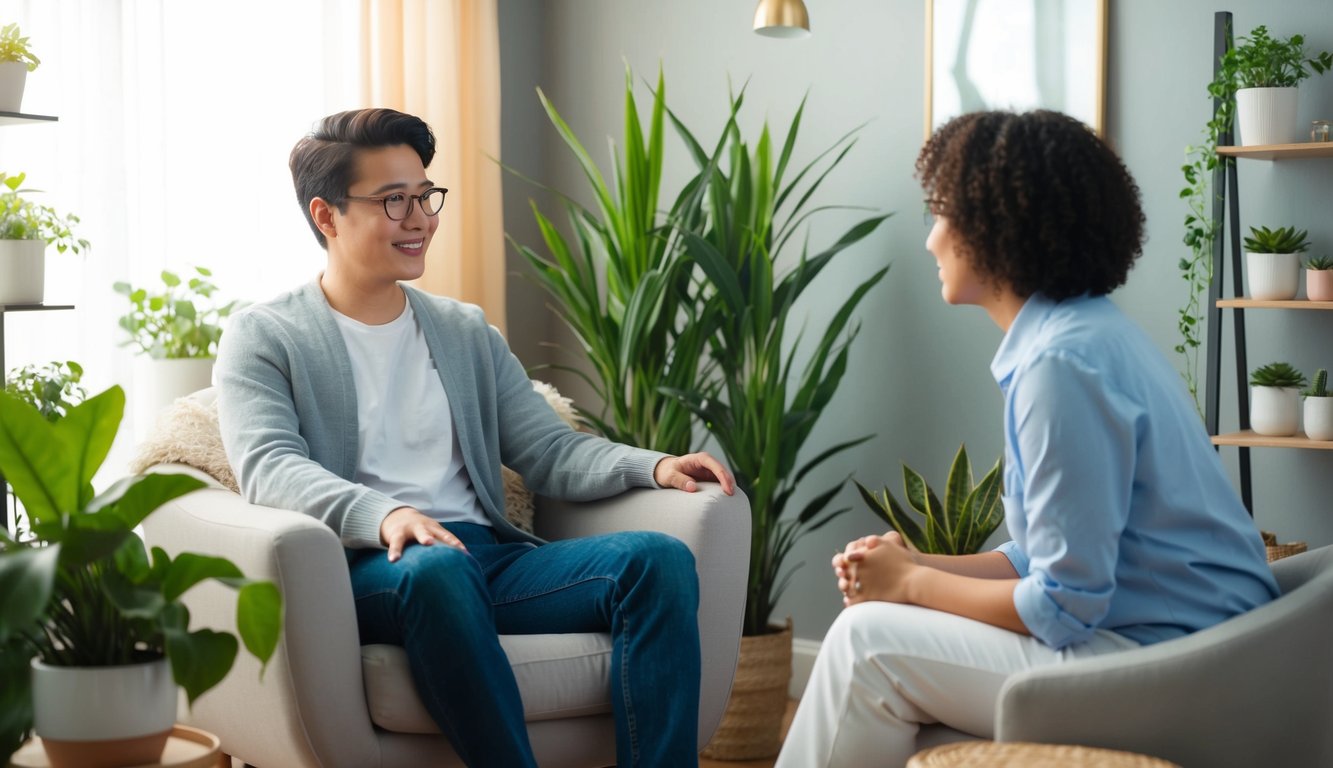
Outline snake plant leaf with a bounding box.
[854,481,927,550]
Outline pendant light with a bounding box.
[753,0,811,39]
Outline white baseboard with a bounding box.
[789,637,821,700]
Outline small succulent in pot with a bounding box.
[1244,227,1309,301]
[1305,368,1333,441]
[1250,361,1306,437]
[1305,255,1333,301]
[1244,226,1310,254]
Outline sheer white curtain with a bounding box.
[0,0,363,474]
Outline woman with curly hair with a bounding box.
[775,110,1278,767]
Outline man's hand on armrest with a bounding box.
[653,452,736,495]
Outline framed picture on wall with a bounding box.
[925,0,1108,137]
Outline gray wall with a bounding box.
[500,0,1333,643]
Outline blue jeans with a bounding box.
[348,523,702,767]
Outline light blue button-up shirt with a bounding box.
[992,294,1278,649]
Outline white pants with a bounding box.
[774,602,1139,768]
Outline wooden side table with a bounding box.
[908,741,1181,767]
[8,724,224,768]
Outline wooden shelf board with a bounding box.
[0,111,58,126]
[1212,430,1333,450]
[1216,299,1333,310]
[1217,142,1333,160]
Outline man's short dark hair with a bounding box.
[915,110,1146,300]
[289,108,437,249]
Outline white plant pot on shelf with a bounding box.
[133,356,214,438]
[0,239,45,305]
[1305,397,1333,441]
[1236,86,1299,146]
[31,658,176,768]
[1246,251,1301,300]
[0,61,28,112]
[1251,385,1301,437]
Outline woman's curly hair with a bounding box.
[915,110,1146,300]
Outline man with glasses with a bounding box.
[215,107,733,767]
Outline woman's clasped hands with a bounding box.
[832,531,920,607]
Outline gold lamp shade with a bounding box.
[753,0,811,38]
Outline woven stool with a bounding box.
[907,741,1181,767]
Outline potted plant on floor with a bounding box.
[1220,25,1333,146]
[669,90,890,760]
[854,444,1004,555]
[0,23,39,112]
[1244,225,1309,301]
[114,267,244,434]
[0,172,88,306]
[0,386,281,768]
[1303,368,1333,441]
[1304,255,1333,301]
[1249,361,1306,437]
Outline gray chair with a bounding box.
[992,544,1333,767]
[141,466,750,768]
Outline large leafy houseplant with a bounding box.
[1177,25,1332,412]
[669,91,890,637]
[510,68,717,455]
[114,266,244,359]
[0,386,282,762]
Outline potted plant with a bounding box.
[1305,255,1333,301]
[0,23,39,112]
[669,91,889,759]
[1249,361,1306,437]
[1219,25,1333,146]
[854,444,1004,555]
[0,386,281,768]
[114,266,244,433]
[3,360,85,423]
[0,172,88,306]
[1244,225,1309,301]
[1303,368,1333,441]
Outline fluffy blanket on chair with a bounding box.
[128,380,583,534]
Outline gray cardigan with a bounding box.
[216,280,668,549]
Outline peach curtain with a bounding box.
[360,0,506,332]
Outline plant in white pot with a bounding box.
[0,386,281,768]
[0,172,88,306]
[1216,25,1333,146]
[1305,255,1333,302]
[0,23,39,113]
[1249,361,1306,437]
[1244,225,1309,301]
[114,267,244,434]
[1303,368,1333,441]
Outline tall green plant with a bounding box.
[667,91,890,636]
[509,68,719,455]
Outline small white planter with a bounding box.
[1251,385,1301,437]
[0,61,28,112]
[133,357,215,437]
[0,238,46,305]
[1305,396,1333,441]
[1236,86,1299,146]
[1247,251,1301,300]
[31,658,176,768]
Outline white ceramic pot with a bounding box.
[0,238,45,305]
[1251,385,1301,437]
[1246,252,1301,300]
[133,357,214,437]
[1235,86,1299,146]
[1307,269,1333,302]
[1305,396,1333,441]
[0,61,27,112]
[31,658,176,768]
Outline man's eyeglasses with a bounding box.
[345,187,448,221]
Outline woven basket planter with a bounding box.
[1263,530,1307,563]
[700,621,792,760]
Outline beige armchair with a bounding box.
[140,466,749,768]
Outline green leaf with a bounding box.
[90,472,206,531]
[0,391,74,524]
[0,544,59,642]
[236,582,282,672]
[162,553,244,603]
[165,627,238,706]
[52,387,124,509]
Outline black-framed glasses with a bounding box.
[345,187,448,221]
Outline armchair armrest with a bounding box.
[139,466,381,768]
[534,484,751,749]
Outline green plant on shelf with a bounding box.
[2,360,85,423]
[1304,368,1328,398]
[0,172,88,254]
[0,23,39,72]
[1243,225,1310,254]
[1250,361,1306,389]
[1304,255,1333,271]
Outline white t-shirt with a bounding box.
[331,300,489,527]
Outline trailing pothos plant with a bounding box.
[1177,24,1333,414]
[667,88,891,637]
[0,386,282,763]
[509,67,718,455]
